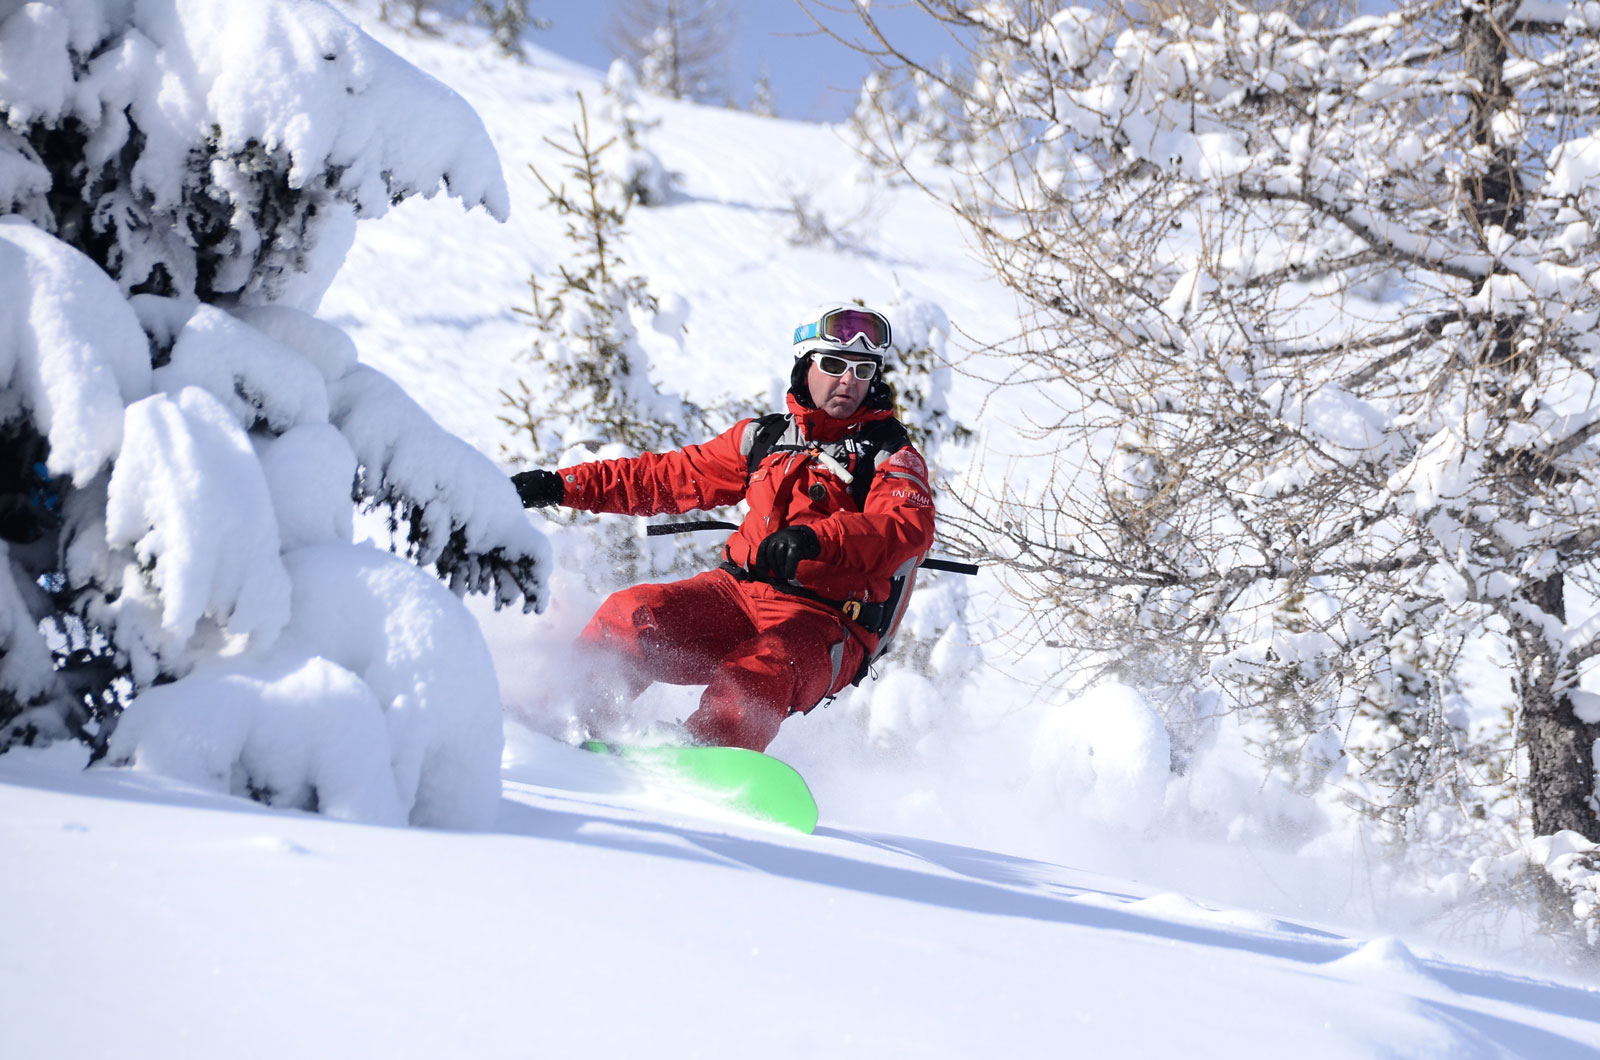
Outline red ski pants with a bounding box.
[576,568,864,751]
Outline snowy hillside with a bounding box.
[6,2,1600,1056]
[8,734,1600,1058]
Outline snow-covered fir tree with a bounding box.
[379,0,436,30]
[0,0,548,829]
[606,0,736,103]
[884,294,972,461]
[845,72,909,177]
[378,0,544,54]
[845,61,970,177]
[499,93,758,588]
[595,60,677,207]
[842,0,1600,957]
[471,0,549,57]
[498,93,711,464]
[750,60,778,118]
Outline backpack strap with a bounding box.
[844,418,912,509]
[741,413,793,477]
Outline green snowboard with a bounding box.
[582,741,819,834]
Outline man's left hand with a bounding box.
[754,525,820,582]
[512,469,564,508]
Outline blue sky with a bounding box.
[529,1,958,122]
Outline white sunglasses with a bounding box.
[811,352,880,380]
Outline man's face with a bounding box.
[805,353,876,418]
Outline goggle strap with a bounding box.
[793,321,822,344]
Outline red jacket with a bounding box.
[558,393,936,612]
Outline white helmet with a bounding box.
[791,304,894,360]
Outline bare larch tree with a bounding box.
[820,0,1600,949]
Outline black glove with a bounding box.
[754,525,820,582]
[512,469,564,509]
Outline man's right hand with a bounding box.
[512,469,564,508]
[753,525,821,582]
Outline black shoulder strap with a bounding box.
[746,413,791,476]
[847,418,912,509]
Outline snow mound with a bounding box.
[1325,937,1450,992]
[1129,892,1287,934]
[109,543,506,829]
[104,653,405,825]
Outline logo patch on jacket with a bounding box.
[884,448,928,480]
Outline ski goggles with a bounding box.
[811,352,880,380]
[793,308,892,353]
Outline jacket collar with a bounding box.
[786,391,895,443]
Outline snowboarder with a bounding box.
[512,304,937,751]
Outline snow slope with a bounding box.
[6,737,1600,1059]
[7,5,1600,1057]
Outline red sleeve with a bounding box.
[557,421,752,516]
[802,445,936,583]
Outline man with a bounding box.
[512,304,936,751]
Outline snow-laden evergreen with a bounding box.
[0,0,548,828]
